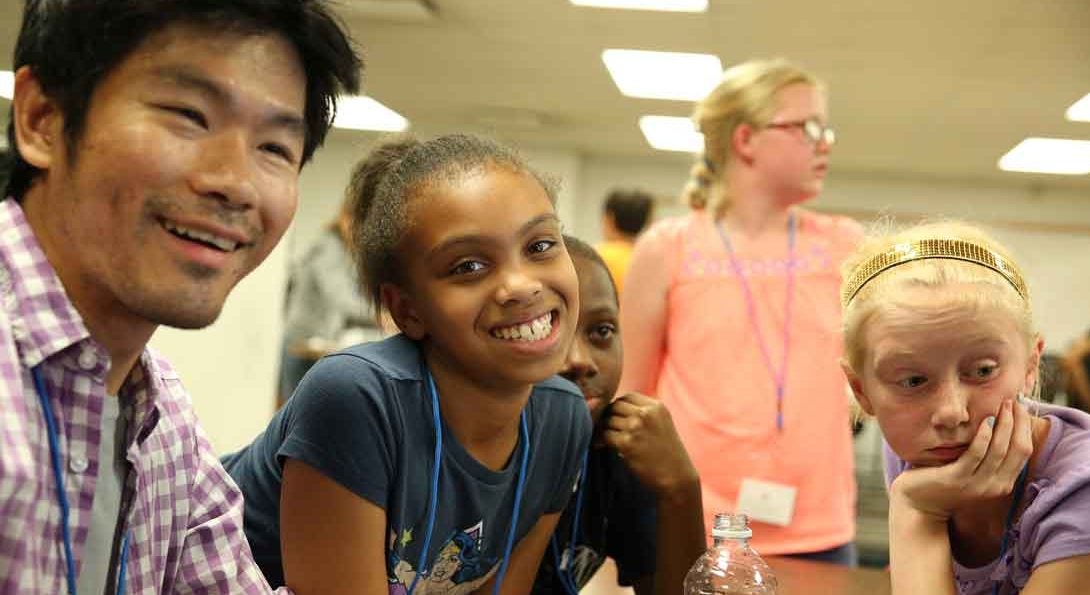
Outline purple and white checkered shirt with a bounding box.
[0,199,286,594]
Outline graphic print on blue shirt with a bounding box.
[222,335,594,591]
[389,521,494,594]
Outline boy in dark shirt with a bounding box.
[533,236,705,594]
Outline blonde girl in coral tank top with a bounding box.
[618,58,862,564]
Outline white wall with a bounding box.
[153,131,1090,454]
[286,130,589,262]
[149,240,289,454]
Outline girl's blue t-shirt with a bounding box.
[224,334,593,592]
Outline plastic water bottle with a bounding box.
[683,513,778,594]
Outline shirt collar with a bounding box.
[0,198,90,367]
[123,350,172,444]
[0,198,166,426]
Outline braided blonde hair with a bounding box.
[683,58,824,215]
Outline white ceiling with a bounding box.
[338,0,1090,190]
[3,0,1089,190]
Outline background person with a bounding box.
[1062,331,1090,413]
[595,188,655,298]
[277,148,400,404]
[618,58,862,564]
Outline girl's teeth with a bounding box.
[494,313,552,341]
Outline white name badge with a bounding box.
[736,478,797,527]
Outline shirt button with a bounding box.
[69,456,89,474]
[77,350,97,370]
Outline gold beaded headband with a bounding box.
[841,238,1028,308]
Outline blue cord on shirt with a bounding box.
[993,463,1030,595]
[408,368,529,595]
[32,365,130,595]
[549,451,589,595]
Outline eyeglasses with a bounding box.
[765,118,836,147]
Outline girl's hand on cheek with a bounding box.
[890,398,1034,521]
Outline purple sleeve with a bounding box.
[1022,467,1090,570]
[176,420,280,594]
[882,439,910,488]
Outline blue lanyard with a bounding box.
[715,212,797,432]
[993,463,1030,595]
[408,369,530,595]
[549,451,589,595]
[32,365,131,595]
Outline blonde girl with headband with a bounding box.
[619,58,862,563]
[841,222,1090,594]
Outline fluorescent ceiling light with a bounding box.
[998,138,1090,175]
[0,71,13,100]
[639,115,703,152]
[603,49,722,101]
[1066,92,1090,122]
[333,96,408,131]
[571,0,707,12]
[342,0,438,23]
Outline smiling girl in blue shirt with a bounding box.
[225,134,591,595]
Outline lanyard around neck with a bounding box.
[993,463,1030,595]
[31,365,131,595]
[715,212,797,432]
[549,451,589,594]
[411,368,530,595]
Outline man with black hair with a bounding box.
[0,0,360,592]
[596,188,655,298]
